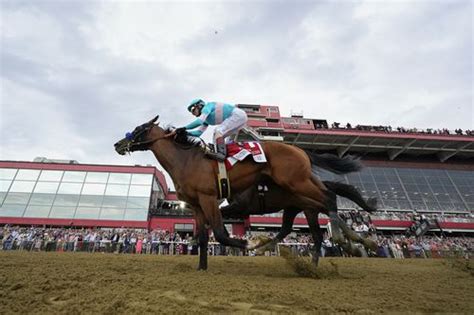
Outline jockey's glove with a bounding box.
[175,127,187,134]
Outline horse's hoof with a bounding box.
[364,239,378,251]
[246,239,259,250]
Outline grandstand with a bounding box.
[0,104,473,236]
[234,104,474,235]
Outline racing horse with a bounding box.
[221,177,378,265]
[114,115,363,270]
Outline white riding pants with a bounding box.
[213,107,248,143]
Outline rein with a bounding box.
[127,125,175,150]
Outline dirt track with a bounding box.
[0,252,473,314]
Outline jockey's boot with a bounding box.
[205,141,226,162]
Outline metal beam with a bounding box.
[337,136,360,157]
[388,139,417,160]
[437,142,472,162]
[292,133,301,145]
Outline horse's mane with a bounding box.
[164,126,203,148]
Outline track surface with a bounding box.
[0,252,473,314]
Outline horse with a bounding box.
[221,177,378,265]
[114,115,363,270]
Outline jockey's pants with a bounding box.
[213,107,248,143]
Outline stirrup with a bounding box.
[205,151,226,162]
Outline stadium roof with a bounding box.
[236,104,474,162]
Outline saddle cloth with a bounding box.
[225,141,267,170]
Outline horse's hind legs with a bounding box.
[249,209,299,250]
[303,209,324,266]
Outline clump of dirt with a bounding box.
[445,257,474,276]
[279,246,340,279]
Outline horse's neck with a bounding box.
[150,139,195,182]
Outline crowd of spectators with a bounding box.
[335,210,474,223]
[326,122,473,137]
[1,225,472,260]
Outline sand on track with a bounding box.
[0,252,472,314]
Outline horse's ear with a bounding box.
[149,115,159,124]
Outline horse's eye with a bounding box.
[125,132,133,140]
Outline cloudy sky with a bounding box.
[1,0,472,183]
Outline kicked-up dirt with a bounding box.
[0,252,473,314]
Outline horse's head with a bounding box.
[114,115,163,155]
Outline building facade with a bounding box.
[0,161,166,229]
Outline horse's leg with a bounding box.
[333,215,378,252]
[321,190,362,257]
[303,209,323,266]
[199,193,247,249]
[220,193,250,219]
[195,211,209,270]
[274,209,298,242]
[252,209,299,250]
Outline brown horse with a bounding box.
[114,116,362,270]
[221,177,378,265]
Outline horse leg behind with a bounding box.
[248,209,299,250]
[333,215,378,252]
[302,209,324,266]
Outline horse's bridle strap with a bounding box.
[130,125,174,148]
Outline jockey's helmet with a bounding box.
[187,99,205,113]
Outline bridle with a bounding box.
[126,123,175,151]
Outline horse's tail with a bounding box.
[322,181,378,213]
[306,151,363,174]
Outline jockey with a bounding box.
[180,99,248,161]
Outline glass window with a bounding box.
[23,205,51,218]
[129,185,150,197]
[39,170,63,181]
[75,207,100,219]
[0,192,6,205]
[127,197,150,209]
[9,181,36,193]
[49,206,75,219]
[123,208,148,221]
[131,174,152,185]
[82,183,106,195]
[57,183,83,194]
[102,196,127,208]
[29,193,55,206]
[54,194,80,206]
[0,204,26,217]
[0,168,17,180]
[15,169,40,181]
[85,172,109,183]
[62,171,86,182]
[3,192,31,205]
[0,180,12,192]
[105,184,129,196]
[108,173,131,184]
[78,195,103,207]
[99,208,125,220]
[34,182,59,194]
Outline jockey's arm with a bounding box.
[187,123,209,137]
[183,103,212,135]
